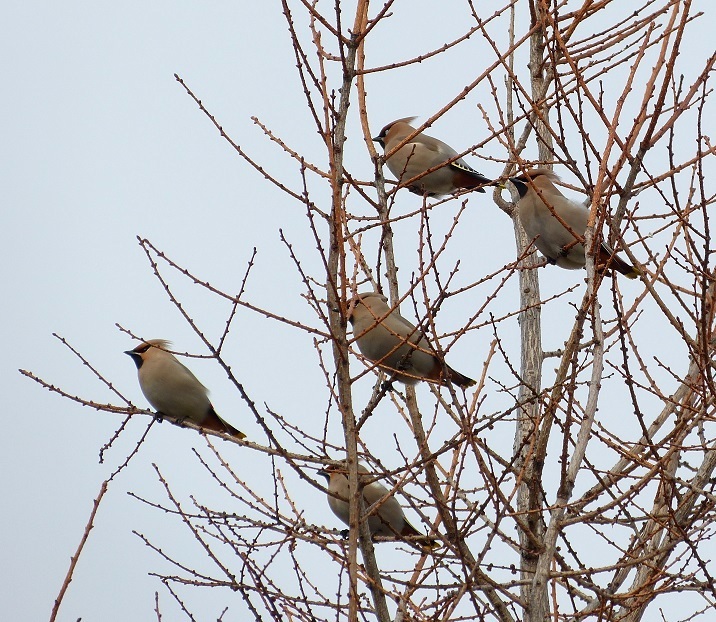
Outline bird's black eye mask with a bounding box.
[125,343,151,369]
[509,176,529,199]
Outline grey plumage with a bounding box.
[348,292,475,387]
[318,462,436,547]
[510,168,640,278]
[373,117,493,197]
[125,339,246,438]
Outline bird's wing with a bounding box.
[171,357,210,394]
[556,197,590,233]
[414,134,453,157]
[450,158,482,175]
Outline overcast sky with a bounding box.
[3,1,714,620]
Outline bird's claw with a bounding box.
[381,380,395,393]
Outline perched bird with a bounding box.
[510,168,641,278]
[318,462,436,547]
[348,292,475,387]
[125,339,246,438]
[373,116,493,197]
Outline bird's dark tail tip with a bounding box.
[401,525,440,550]
[223,420,247,440]
[624,265,642,279]
[449,367,477,389]
[212,409,247,439]
[419,537,440,550]
[611,256,642,280]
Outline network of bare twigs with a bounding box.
[25,2,716,621]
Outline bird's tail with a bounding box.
[610,255,641,280]
[447,365,477,388]
[224,422,247,440]
[401,523,439,549]
[207,407,247,439]
[599,246,641,279]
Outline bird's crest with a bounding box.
[129,338,172,354]
[142,339,172,351]
[374,116,418,142]
[513,167,560,183]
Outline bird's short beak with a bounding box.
[317,469,329,479]
[123,350,133,356]
[372,136,382,144]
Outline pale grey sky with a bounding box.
[3,1,714,620]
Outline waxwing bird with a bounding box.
[373,117,493,197]
[348,292,475,387]
[509,168,641,279]
[317,462,437,547]
[125,339,246,438]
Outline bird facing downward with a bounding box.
[318,462,436,548]
[509,168,641,279]
[348,292,475,388]
[125,339,246,438]
[373,117,493,197]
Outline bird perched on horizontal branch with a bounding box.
[318,462,437,548]
[125,339,246,438]
[348,292,475,388]
[509,168,641,279]
[373,116,494,197]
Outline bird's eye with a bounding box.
[134,344,151,354]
